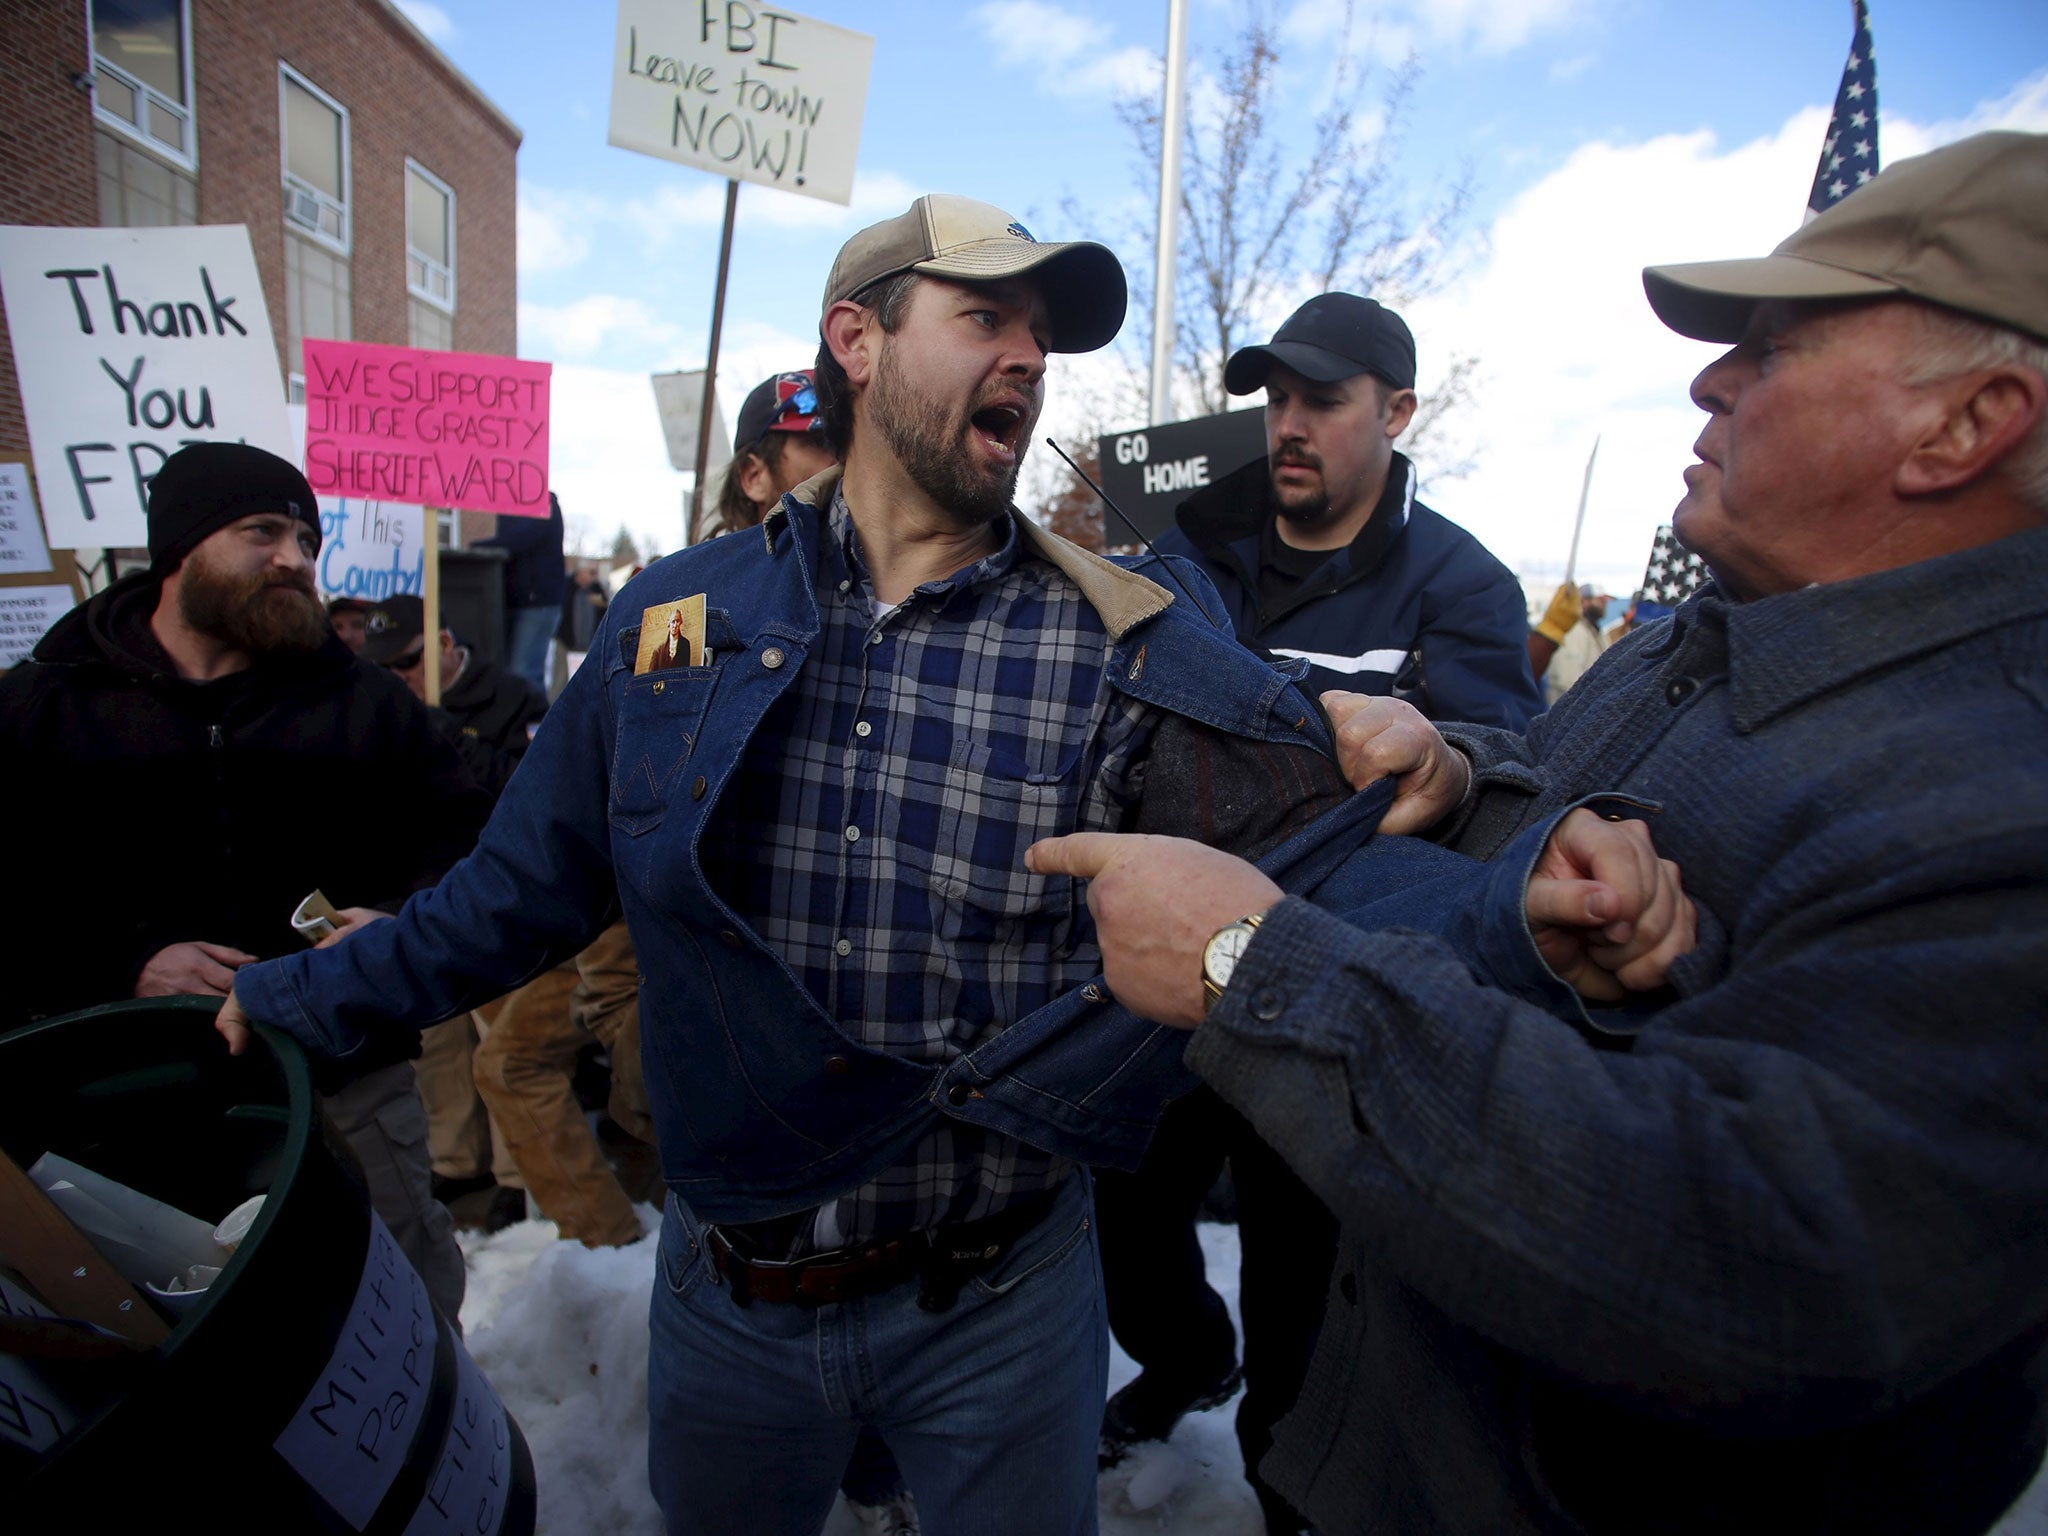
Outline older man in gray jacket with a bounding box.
[1035,130,2048,1534]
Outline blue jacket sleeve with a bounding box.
[1187,806,2048,1430]
[232,645,621,1064]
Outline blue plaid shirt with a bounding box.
[700,488,1157,1251]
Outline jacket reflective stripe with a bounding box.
[1270,646,1409,676]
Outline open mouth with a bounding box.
[970,401,1028,463]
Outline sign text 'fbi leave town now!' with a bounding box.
[301,339,552,517]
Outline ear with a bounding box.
[735,451,775,510]
[1382,388,1419,439]
[822,300,878,387]
[1897,364,2047,499]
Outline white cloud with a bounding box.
[620,168,925,245]
[970,1,1160,99]
[548,365,688,562]
[1284,0,1588,58]
[1404,77,2048,601]
[393,0,456,45]
[517,186,598,278]
[519,294,684,361]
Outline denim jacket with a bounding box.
[236,472,1572,1223]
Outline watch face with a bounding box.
[1205,922,1254,989]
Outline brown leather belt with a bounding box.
[705,1184,1063,1311]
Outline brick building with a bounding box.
[0,0,522,556]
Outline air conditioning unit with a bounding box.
[285,185,322,231]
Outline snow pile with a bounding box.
[459,1217,2048,1535]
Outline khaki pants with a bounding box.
[414,1011,522,1188]
[319,1062,467,1326]
[473,922,648,1248]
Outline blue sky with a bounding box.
[396,0,2047,591]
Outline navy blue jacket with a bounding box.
[1157,453,1542,729]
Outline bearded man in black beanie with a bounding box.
[0,441,489,1323]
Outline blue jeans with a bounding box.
[505,603,556,692]
[647,1172,1106,1536]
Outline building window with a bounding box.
[96,129,196,227]
[89,0,195,169]
[285,231,352,373]
[280,65,349,253]
[409,297,454,351]
[406,161,456,313]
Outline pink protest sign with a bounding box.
[301,339,552,516]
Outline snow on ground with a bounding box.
[460,1217,2048,1535]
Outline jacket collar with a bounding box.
[1177,452,1416,589]
[1723,523,2048,732]
[770,465,1173,642]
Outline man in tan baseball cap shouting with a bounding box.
[1029,131,2048,1534]
[218,191,1366,1535]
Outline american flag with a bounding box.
[1638,525,1712,607]
[1807,1,1879,220]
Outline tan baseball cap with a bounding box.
[822,194,1128,353]
[1643,130,2048,345]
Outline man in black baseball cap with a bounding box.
[1157,291,1537,723]
[1122,297,1541,1530]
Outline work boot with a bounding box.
[846,1490,920,1535]
[1098,1362,1244,1467]
[431,1170,495,1207]
[482,1185,528,1233]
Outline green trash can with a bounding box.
[0,998,537,1533]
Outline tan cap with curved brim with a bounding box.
[822,194,1128,354]
[1643,130,2048,346]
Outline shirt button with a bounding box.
[1252,987,1286,1022]
[845,825,861,843]
[854,721,872,738]
[761,646,786,670]
[946,1082,973,1107]
[1665,676,1698,706]
[835,938,852,957]
[838,578,851,593]
[824,1055,850,1077]
[719,929,742,949]
[691,775,707,800]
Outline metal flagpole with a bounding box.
[689,178,741,546]
[1562,435,1599,589]
[1148,0,1189,426]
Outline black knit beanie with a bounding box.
[146,442,323,571]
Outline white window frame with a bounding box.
[405,159,457,313]
[87,0,197,172]
[278,63,351,256]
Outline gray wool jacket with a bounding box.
[1190,522,2048,1535]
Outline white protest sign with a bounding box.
[0,585,76,668]
[288,403,427,603]
[0,224,291,550]
[273,1212,437,1531]
[608,0,874,206]
[0,463,53,575]
[316,497,426,602]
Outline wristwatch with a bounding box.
[1201,912,1266,1009]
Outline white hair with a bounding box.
[1902,305,2048,514]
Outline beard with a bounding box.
[867,342,1030,530]
[1269,449,1339,529]
[178,550,329,655]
